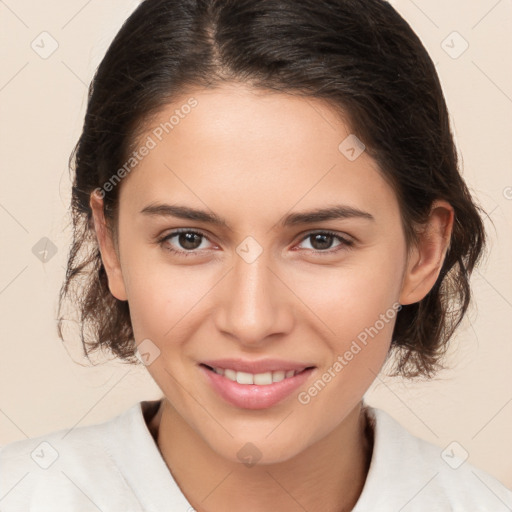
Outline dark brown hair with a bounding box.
[58,0,487,378]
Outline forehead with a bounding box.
[119,83,399,225]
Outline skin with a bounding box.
[90,82,454,512]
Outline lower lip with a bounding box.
[199,364,315,410]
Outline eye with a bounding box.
[158,229,213,256]
[157,229,354,257]
[296,231,354,254]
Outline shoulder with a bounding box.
[353,405,512,511]
[0,403,145,511]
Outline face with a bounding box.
[92,82,452,464]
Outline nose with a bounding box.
[213,248,294,347]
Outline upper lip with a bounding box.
[201,358,315,374]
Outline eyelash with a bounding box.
[157,228,354,257]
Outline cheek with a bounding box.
[287,247,404,407]
[293,264,402,432]
[288,245,405,341]
[121,251,215,343]
[123,223,405,344]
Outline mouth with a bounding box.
[200,364,313,385]
[198,362,316,410]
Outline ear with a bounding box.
[89,190,128,301]
[399,199,454,306]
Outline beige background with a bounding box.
[1,0,511,490]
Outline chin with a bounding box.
[203,429,311,467]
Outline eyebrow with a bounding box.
[140,203,375,229]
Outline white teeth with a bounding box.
[212,367,303,385]
[224,368,237,381]
[236,371,254,384]
[254,372,272,385]
[272,370,285,382]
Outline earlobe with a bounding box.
[89,190,128,301]
[399,200,454,306]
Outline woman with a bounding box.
[1,0,511,510]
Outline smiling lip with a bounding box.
[199,359,316,410]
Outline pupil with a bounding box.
[180,232,201,250]
[312,233,332,250]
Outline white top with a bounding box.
[1,399,511,511]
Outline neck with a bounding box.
[150,399,372,512]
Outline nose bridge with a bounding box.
[215,244,292,344]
